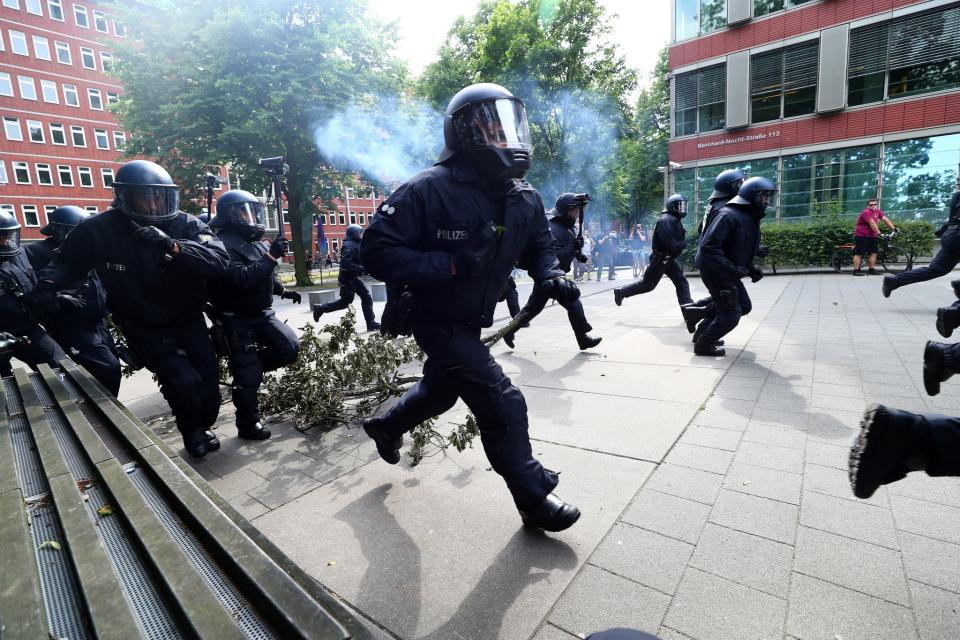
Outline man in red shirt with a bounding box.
[853,199,896,275]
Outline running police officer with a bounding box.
[25,206,122,395]
[208,189,301,441]
[693,177,775,356]
[361,83,580,532]
[614,194,694,309]
[37,160,229,457]
[502,192,601,350]
[0,209,68,375]
[312,224,380,332]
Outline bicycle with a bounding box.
[631,249,646,278]
[876,228,910,272]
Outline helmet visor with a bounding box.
[0,227,21,255]
[676,200,688,215]
[456,98,532,150]
[756,191,776,210]
[120,185,180,220]
[228,201,264,226]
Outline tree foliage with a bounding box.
[108,0,404,285]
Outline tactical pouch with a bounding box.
[115,344,145,371]
[380,285,414,338]
[717,288,739,310]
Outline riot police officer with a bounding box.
[361,83,580,532]
[693,177,774,356]
[0,210,68,375]
[38,160,229,457]
[613,194,694,309]
[208,189,301,441]
[312,224,379,332]
[502,192,601,350]
[25,206,122,395]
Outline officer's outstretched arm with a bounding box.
[174,234,230,278]
[37,223,93,291]
[518,195,564,281]
[698,217,740,280]
[223,253,275,290]
[664,218,685,256]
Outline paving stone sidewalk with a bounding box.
[128,271,960,640]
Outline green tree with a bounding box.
[109,0,404,285]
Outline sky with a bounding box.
[366,0,671,88]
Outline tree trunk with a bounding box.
[285,174,310,287]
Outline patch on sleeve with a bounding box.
[198,234,214,243]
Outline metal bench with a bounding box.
[0,360,366,639]
[308,289,339,307]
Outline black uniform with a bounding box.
[313,236,377,329]
[887,191,960,290]
[40,210,229,445]
[0,251,66,375]
[499,276,521,317]
[361,158,564,508]
[209,230,300,432]
[25,238,121,394]
[617,212,693,306]
[694,203,761,347]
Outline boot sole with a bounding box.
[923,341,944,397]
[364,422,402,464]
[936,308,954,338]
[849,403,884,499]
[520,509,581,532]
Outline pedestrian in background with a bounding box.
[853,199,896,276]
[596,230,617,281]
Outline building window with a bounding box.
[24,0,40,15]
[114,21,125,37]
[4,117,22,141]
[57,165,73,186]
[44,205,56,223]
[22,205,39,227]
[0,29,4,52]
[750,41,818,124]
[107,92,119,105]
[0,73,12,97]
[93,10,108,33]
[675,0,726,42]
[349,211,356,225]
[13,161,30,184]
[779,145,880,220]
[674,64,726,136]
[88,88,103,110]
[70,125,85,147]
[9,30,28,56]
[80,47,96,70]
[40,79,57,103]
[26,119,43,143]
[63,84,79,106]
[35,163,52,185]
[112,131,125,150]
[84,206,98,214]
[54,41,71,64]
[101,168,114,187]
[73,4,88,28]
[331,238,339,255]
[358,212,365,225]
[49,122,65,145]
[100,52,113,73]
[17,76,37,101]
[32,35,50,60]
[47,0,62,21]
[754,0,815,19]
[77,166,93,187]
[94,128,108,149]
[0,161,6,184]
[2,0,20,9]
[263,205,278,230]
[338,212,345,225]
[883,133,960,222]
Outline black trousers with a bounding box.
[697,276,751,346]
[504,285,520,317]
[49,323,122,396]
[377,312,559,507]
[0,325,67,376]
[222,310,299,429]
[892,228,960,287]
[508,281,592,341]
[123,314,221,440]
[317,276,377,328]
[619,255,693,306]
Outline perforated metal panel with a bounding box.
[60,374,133,464]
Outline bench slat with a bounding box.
[38,365,115,466]
[0,489,46,637]
[0,391,19,494]
[13,369,70,480]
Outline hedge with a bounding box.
[678,219,937,273]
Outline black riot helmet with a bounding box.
[710,168,745,201]
[41,205,88,242]
[345,224,363,241]
[665,193,688,218]
[0,209,21,257]
[210,189,265,240]
[112,160,180,225]
[729,176,777,216]
[436,83,533,181]
[198,211,211,224]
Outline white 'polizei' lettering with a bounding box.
[437,229,470,241]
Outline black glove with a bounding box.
[0,332,23,357]
[748,266,764,283]
[575,236,585,249]
[32,291,85,314]
[269,238,289,259]
[541,277,580,304]
[756,243,770,258]
[576,253,589,263]
[735,266,750,279]
[57,292,87,311]
[133,225,176,253]
[450,249,484,278]
[281,290,302,304]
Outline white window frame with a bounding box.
[100,168,114,188]
[44,205,56,223]
[73,4,88,28]
[107,91,119,105]
[21,205,40,228]
[93,10,108,33]
[57,164,73,186]
[9,30,28,56]
[12,161,30,184]
[79,47,96,70]
[35,163,52,185]
[83,205,97,214]
[54,41,71,65]
[40,79,57,103]
[113,20,125,37]
[49,122,65,145]
[112,131,125,150]
[62,84,79,107]
[93,128,108,150]
[77,166,93,187]
[4,117,22,141]
[0,161,7,185]
[100,51,112,73]
[25,119,43,143]
[0,28,4,52]
[25,0,41,15]
[32,35,50,60]
[0,73,12,97]
[88,88,103,110]
[17,75,37,101]
[70,125,85,147]
[2,0,21,10]
[47,0,62,20]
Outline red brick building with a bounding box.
[668,0,960,225]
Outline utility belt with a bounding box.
[935,221,960,238]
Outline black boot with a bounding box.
[367,322,381,332]
[923,341,954,396]
[881,275,898,298]
[363,416,402,464]
[312,304,325,323]
[182,431,209,458]
[576,334,602,350]
[936,306,960,338]
[952,279,960,299]
[613,288,625,307]
[518,494,581,532]
[680,304,708,334]
[849,404,930,499]
[238,422,272,440]
[204,430,220,451]
[694,337,725,357]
